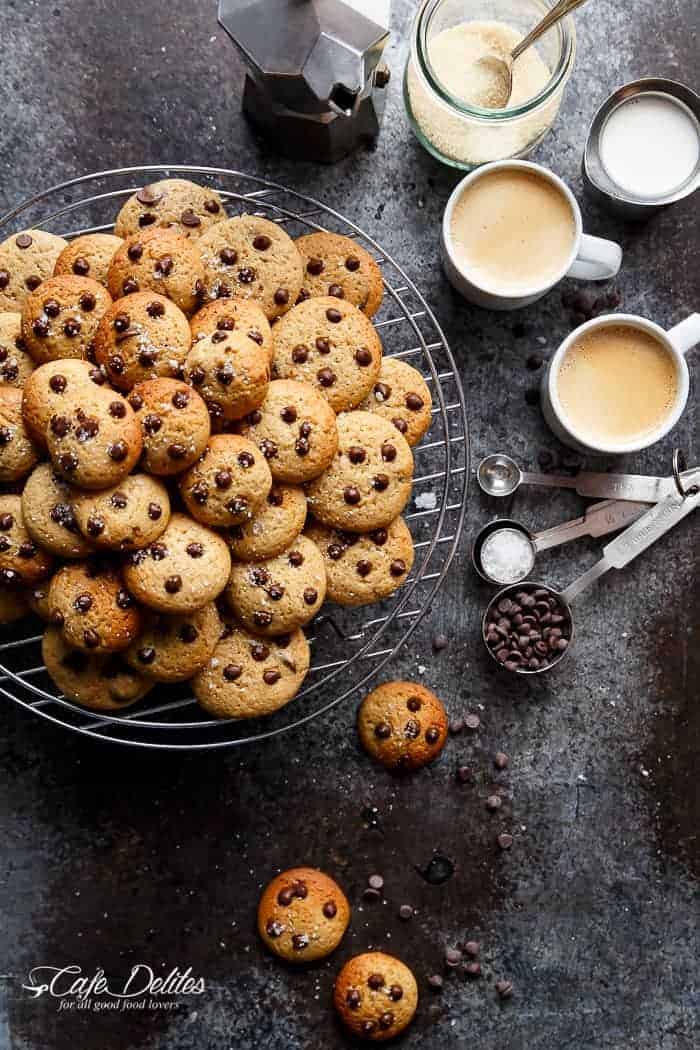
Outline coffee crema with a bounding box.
[556,324,679,445]
[450,168,577,293]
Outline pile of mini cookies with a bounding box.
[0,178,433,718]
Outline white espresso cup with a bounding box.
[541,312,700,454]
[441,160,623,311]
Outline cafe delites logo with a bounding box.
[21,964,205,1013]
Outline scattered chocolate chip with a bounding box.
[137,187,163,206]
[398,905,413,921]
[428,974,444,991]
[172,389,189,409]
[464,961,482,978]
[445,947,462,968]
[486,794,502,811]
[154,255,173,278]
[465,713,480,731]
[495,979,513,999]
[43,298,60,318]
[368,874,384,891]
[498,833,514,850]
[425,725,441,744]
[456,765,472,784]
[494,751,509,769]
[527,352,544,371]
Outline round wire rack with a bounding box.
[0,165,469,750]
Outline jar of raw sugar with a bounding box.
[404,0,577,169]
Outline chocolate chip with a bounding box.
[186,542,204,558]
[79,293,96,312]
[49,609,65,627]
[464,961,482,977]
[138,215,155,228]
[43,298,61,318]
[32,318,49,338]
[398,905,413,921]
[49,374,67,393]
[109,400,126,419]
[238,267,256,284]
[280,406,297,424]
[367,973,384,990]
[374,722,391,739]
[0,270,10,289]
[138,647,156,664]
[325,307,342,323]
[58,452,78,473]
[188,366,205,386]
[465,713,480,731]
[314,336,331,355]
[227,497,248,516]
[498,833,514,850]
[405,392,424,410]
[277,887,294,906]
[122,278,139,295]
[164,575,182,594]
[108,441,129,462]
[15,233,32,249]
[50,414,71,437]
[406,696,421,712]
[303,588,317,605]
[128,393,143,411]
[291,933,308,951]
[223,663,242,681]
[259,439,277,460]
[306,257,324,276]
[328,284,344,298]
[172,390,189,409]
[181,209,201,228]
[83,629,100,648]
[253,234,271,251]
[263,668,281,685]
[370,528,388,546]
[486,794,502,811]
[137,187,163,206]
[433,633,448,652]
[495,979,513,999]
[425,725,441,744]
[247,329,263,345]
[143,413,162,435]
[393,417,408,434]
[204,199,220,214]
[494,751,509,769]
[378,1012,394,1030]
[127,243,144,263]
[25,275,41,290]
[348,445,366,464]
[250,642,269,662]
[154,256,173,278]
[356,560,372,577]
[343,486,360,505]
[253,610,273,627]
[274,288,289,306]
[372,474,389,492]
[17,540,37,558]
[354,347,372,366]
[389,559,407,578]
[291,344,308,363]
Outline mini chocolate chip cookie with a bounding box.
[306,411,413,533]
[114,179,225,240]
[0,585,30,624]
[334,952,418,1042]
[48,559,141,653]
[0,385,40,482]
[0,495,54,586]
[239,379,338,484]
[72,474,170,551]
[226,483,307,562]
[53,233,124,286]
[182,329,270,424]
[189,297,273,364]
[21,358,107,447]
[306,515,414,607]
[272,296,382,412]
[125,601,221,683]
[20,275,112,365]
[128,377,211,475]
[257,867,351,962]
[107,228,205,315]
[0,229,68,312]
[192,622,310,719]
[225,534,326,637]
[179,434,271,527]
[358,357,433,447]
[46,386,142,490]
[198,214,303,319]
[42,626,152,711]
[295,232,384,317]
[94,291,192,390]
[123,513,231,614]
[357,681,448,772]
[21,463,93,559]
[0,312,34,387]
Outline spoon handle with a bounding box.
[512,0,589,60]
[532,499,649,552]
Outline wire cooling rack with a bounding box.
[0,165,469,749]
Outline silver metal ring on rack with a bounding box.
[672,448,699,498]
[0,165,469,750]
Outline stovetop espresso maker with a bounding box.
[218,0,391,162]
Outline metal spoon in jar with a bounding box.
[475,0,590,109]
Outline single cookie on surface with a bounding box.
[21,463,93,559]
[357,681,448,772]
[198,214,303,319]
[0,312,34,387]
[225,534,325,637]
[128,378,211,476]
[107,228,205,315]
[20,275,112,365]
[48,560,141,653]
[0,586,30,624]
[72,474,170,551]
[257,867,351,962]
[306,411,413,533]
[46,386,143,490]
[0,496,54,586]
[190,297,273,364]
[123,513,231,614]
[272,296,382,412]
[182,329,270,424]
[0,229,68,312]
[358,358,432,447]
[94,291,192,390]
[0,385,40,482]
[295,232,384,317]
[226,483,307,562]
[114,179,225,241]
[125,601,221,683]
[306,516,414,607]
[333,952,418,1042]
[21,358,107,447]
[239,379,338,484]
[53,233,124,287]
[179,434,271,527]
[42,626,152,711]
[192,622,309,719]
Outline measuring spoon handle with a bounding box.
[520,470,578,489]
[532,499,649,552]
[561,488,700,604]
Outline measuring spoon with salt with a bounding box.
[477,452,699,502]
[481,483,700,675]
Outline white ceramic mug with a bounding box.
[441,160,623,311]
[541,312,700,454]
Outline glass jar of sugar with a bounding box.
[404,0,576,170]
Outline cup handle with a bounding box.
[566,234,622,281]
[667,313,700,356]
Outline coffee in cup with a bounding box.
[555,323,679,447]
[449,166,577,295]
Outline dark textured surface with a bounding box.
[0,1,698,1047]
